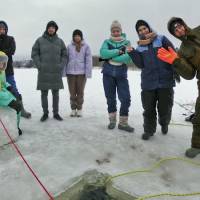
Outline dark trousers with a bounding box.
[8,100,21,114]
[41,90,59,115]
[141,88,174,134]
[103,74,131,116]
[6,75,20,96]
[67,75,86,110]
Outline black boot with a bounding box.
[40,113,48,122]
[142,132,151,140]
[18,128,22,136]
[185,113,195,122]
[161,125,168,135]
[18,94,31,119]
[54,114,63,121]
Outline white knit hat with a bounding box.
[110,20,122,31]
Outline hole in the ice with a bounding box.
[55,170,136,200]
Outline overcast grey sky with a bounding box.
[1,0,199,59]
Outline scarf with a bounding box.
[110,35,125,42]
[137,32,157,46]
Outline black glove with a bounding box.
[99,57,109,62]
[119,46,126,55]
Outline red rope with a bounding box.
[0,119,54,200]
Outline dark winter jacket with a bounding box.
[0,21,16,76]
[128,32,175,90]
[31,32,67,90]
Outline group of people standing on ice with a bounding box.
[0,17,200,158]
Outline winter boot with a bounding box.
[18,94,31,119]
[40,113,48,122]
[161,125,168,135]
[108,112,117,129]
[54,113,63,121]
[77,109,82,117]
[18,128,22,136]
[17,112,22,136]
[142,132,154,140]
[185,147,200,158]
[70,109,77,117]
[118,116,134,133]
[185,113,195,122]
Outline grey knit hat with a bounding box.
[110,20,122,31]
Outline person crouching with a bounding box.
[0,51,22,135]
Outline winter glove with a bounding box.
[157,47,179,64]
[119,46,126,55]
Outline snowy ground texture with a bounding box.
[0,68,200,200]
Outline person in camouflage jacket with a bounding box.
[157,17,200,158]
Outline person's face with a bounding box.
[73,35,82,43]
[138,25,150,37]
[0,27,6,35]
[174,24,186,38]
[0,62,5,71]
[47,27,56,35]
[111,28,122,37]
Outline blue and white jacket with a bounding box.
[128,34,176,90]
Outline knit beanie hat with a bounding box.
[46,21,58,32]
[72,29,83,40]
[135,20,151,33]
[168,17,186,36]
[110,20,122,31]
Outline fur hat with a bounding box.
[72,29,83,40]
[110,20,122,31]
[135,20,151,33]
[167,17,186,36]
[0,51,8,70]
[46,21,58,32]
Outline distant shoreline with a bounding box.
[13,55,137,68]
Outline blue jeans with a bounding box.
[103,74,131,116]
[6,75,20,96]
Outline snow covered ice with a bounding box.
[0,68,200,200]
[0,108,19,147]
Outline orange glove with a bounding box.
[157,47,179,64]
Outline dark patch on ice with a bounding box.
[160,169,174,183]
[96,152,113,165]
[130,145,136,150]
[80,186,116,200]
